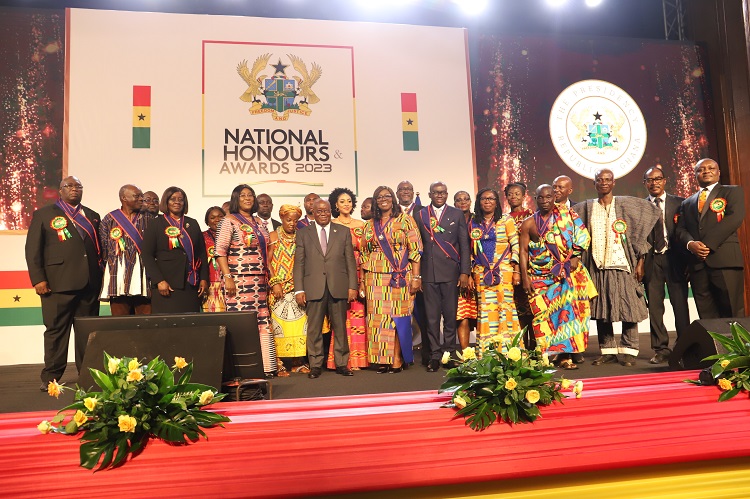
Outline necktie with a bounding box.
[652,198,666,252]
[320,226,327,254]
[698,188,708,213]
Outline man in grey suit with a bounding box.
[294,199,358,378]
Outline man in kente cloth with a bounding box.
[519,185,597,370]
[572,169,661,368]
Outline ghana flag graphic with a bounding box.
[401,92,419,151]
[133,85,151,148]
[0,271,110,326]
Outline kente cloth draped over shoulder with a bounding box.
[527,205,597,354]
[572,196,660,323]
[361,213,422,364]
[469,215,520,353]
[202,229,226,313]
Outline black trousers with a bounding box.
[644,252,690,354]
[40,284,100,384]
[305,285,349,370]
[690,265,745,319]
[423,280,459,360]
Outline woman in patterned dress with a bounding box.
[469,187,521,354]
[268,205,309,375]
[326,187,368,370]
[201,206,226,313]
[454,190,477,349]
[505,182,535,349]
[360,186,422,374]
[215,184,278,378]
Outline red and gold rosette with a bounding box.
[50,216,72,242]
[353,227,364,237]
[165,226,181,248]
[239,224,254,246]
[207,245,217,269]
[430,217,444,233]
[364,226,375,243]
[710,198,727,222]
[673,213,679,225]
[110,227,125,254]
[545,231,557,244]
[612,218,628,245]
[470,227,483,254]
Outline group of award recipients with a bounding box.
[25,157,746,389]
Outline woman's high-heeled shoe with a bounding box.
[389,366,404,373]
[376,366,390,374]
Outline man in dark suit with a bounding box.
[25,176,102,390]
[553,175,576,209]
[676,158,746,318]
[294,199,358,379]
[415,181,470,371]
[256,193,281,231]
[642,167,691,364]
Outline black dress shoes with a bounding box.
[572,354,585,364]
[426,360,440,372]
[308,368,322,379]
[620,354,636,367]
[335,367,354,376]
[591,354,618,366]
[650,352,670,364]
[39,383,47,392]
[376,366,390,374]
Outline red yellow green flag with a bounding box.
[133,85,151,148]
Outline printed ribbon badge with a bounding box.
[710,198,727,222]
[207,245,217,269]
[165,226,182,249]
[51,216,72,242]
[110,227,126,254]
[612,218,628,245]
[364,226,375,243]
[430,217,445,233]
[239,224,254,246]
[470,227,483,253]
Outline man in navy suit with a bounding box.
[676,158,746,318]
[415,181,470,371]
[642,167,691,364]
[553,175,576,209]
[25,176,102,390]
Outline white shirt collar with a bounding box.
[703,182,719,195]
[431,204,445,218]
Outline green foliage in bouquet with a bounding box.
[38,352,230,471]
[686,322,750,401]
[439,331,571,431]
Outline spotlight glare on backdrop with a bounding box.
[546,0,568,6]
[452,0,489,16]
[585,0,603,6]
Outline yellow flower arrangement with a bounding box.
[36,352,229,470]
[718,378,733,391]
[720,360,730,369]
[440,331,568,430]
[173,357,188,369]
[686,322,750,402]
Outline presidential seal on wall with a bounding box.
[549,79,647,179]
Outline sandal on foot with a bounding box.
[292,364,311,374]
[559,359,578,370]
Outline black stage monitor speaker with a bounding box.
[669,317,750,370]
[74,312,264,382]
[79,325,226,389]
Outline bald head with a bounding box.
[59,176,83,205]
[552,175,573,204]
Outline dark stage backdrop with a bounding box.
[473,36,717,205]
[0,8,64,231]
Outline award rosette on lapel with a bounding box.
[51,216,72,241]
[353,227,364,238]
[545,231,557,244]
[430,217,444,233]
[364,225,375,243]
[612,219,628,245]
[239,224,253,246]
[470,227,482,253]
[207,245,217,269]
[710,198,727,222]
[110,227,126,254]
[165,226,182,248]
[674,213,679,225]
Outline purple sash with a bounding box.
[535,209,571,279]
[420,206,460,263]
[471,219,509,287]
[56,199,100,255]
[165,215,199,286]
[109,209,144,253]
[233,213,268,270]
[373,217,409,288]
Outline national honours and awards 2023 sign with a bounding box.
[549,79,647,179]
[203,42,356,198]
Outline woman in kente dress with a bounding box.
[454,190,477,350]
[268,204,309,375]
[505,182,535,348]
[469,187,521,354]
[326,187,368,370]
[360,186,422,374]
[202,206,226,312]
[215,184,278,378]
